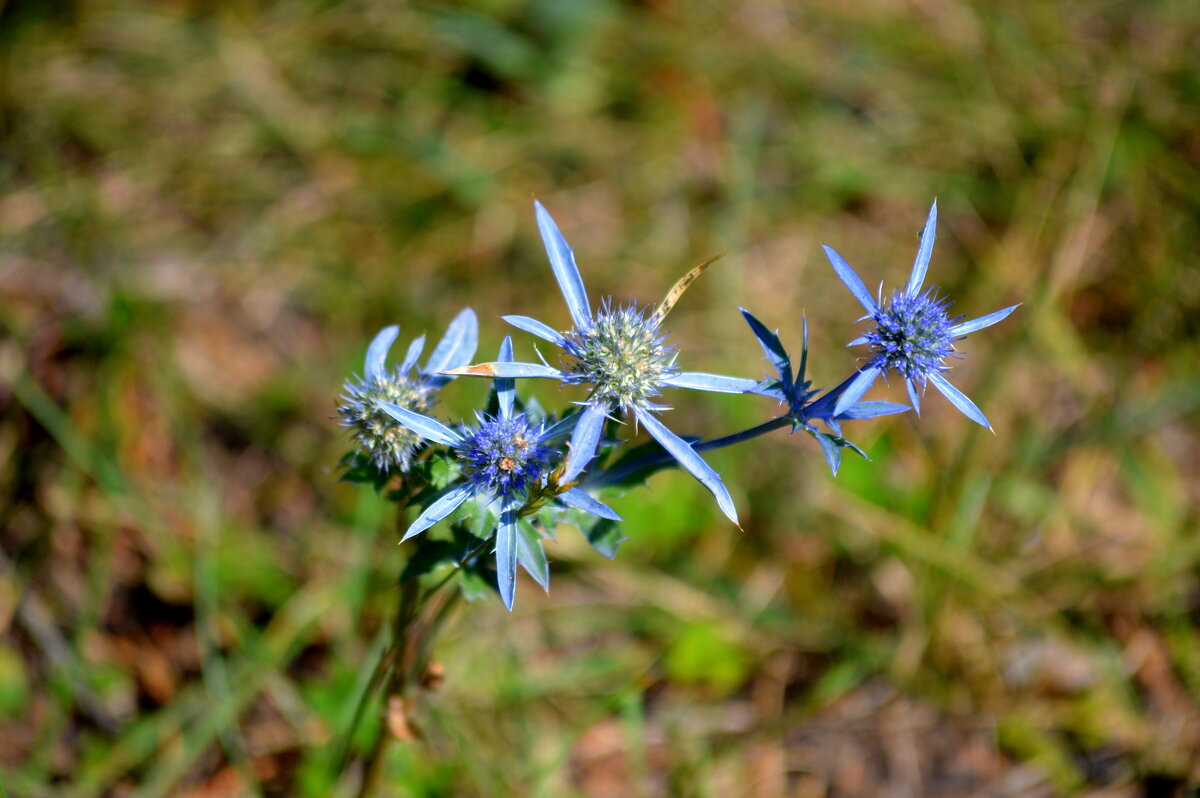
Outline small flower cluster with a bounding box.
[338,199,1017,610]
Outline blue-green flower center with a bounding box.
[561,304,675,409]
[339,372,434,472]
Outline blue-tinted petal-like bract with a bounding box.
[562,401,609,483]
[425,308,479,386]
[446,362,565,380]
[534,200,593,331]
[663,372,761,394]
[836,401,910,420]
[495,337,516,420]
[502,314,565,346]
[634,407,739,527]
[823,245,879,314]
[905,200,938,297]
[399,334,426,374]
[739,307,793,389]
[364,325,399,382]
[949,304,1019,337]
[906,378,922,416]
[379,401,464,447]
[832,365,882,418]
[403,482,474,541]
[558,487,622,521]
[928,372,991,429]
[496,497,520,611]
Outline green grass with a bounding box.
[1,0,1199,795]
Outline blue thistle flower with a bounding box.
[822,200,1019,428]
[379,337,621,611]
[459,414,555,499]
[339,308,479,471]
[444,201,761,527]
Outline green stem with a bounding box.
[355,577,420,798]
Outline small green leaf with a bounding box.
[516,518,550,589]
[338,451,392,490]
[428,453,463,489]
[458,566,494,602]
[583,518,626,560]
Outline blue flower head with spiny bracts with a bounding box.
[379,337,622,611]
[822,200,1018,428]
[339,308,479,471]
[443,201,762,527]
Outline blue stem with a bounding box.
[586,416,792,488]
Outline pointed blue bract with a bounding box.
[496,498,520,610]
[400,334,426,374]
[798,315,809,386]
[950,304,1019,337]
[502,314,565,346]
[739,308,792,388]
[539,412,580,442]
[379,401,464,447]
[403,482,474,541]
[425,308,479,385]
[448,361,565,379]
[663,372,761,394]
[495,337,516,420]
[802,372,858,420]
[823,245,878,314]
[634,407,739,526]
[906,378,922,416]
[832,365,882,417]
[814,433,842,476]
[365,325,399,381]
[837,401,910,420]
[534,200,593,330]
[929,372,991,428]
[563,401,609,483]
[559,487,622,521]
[906,200,938,296]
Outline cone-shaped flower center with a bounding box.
[340,373,434,471]
[459,414,554,498]
[561,304,675,409]
[867,291,956,381]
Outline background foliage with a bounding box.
[1,0,1198,795]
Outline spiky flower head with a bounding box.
[459,412,555,498]
[338,311,479,472]
[560,301,676,411]
[378,337,622,611]
[441,201,762,527]
[823,200,1018,427]
[339,371,434,471]
[863,289,956,383]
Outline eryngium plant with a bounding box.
[333,198,1016,785]
[340,198,1016,607]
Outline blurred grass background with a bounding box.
[1,0,1199,795]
